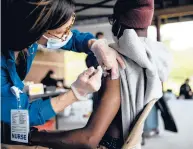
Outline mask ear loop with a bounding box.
[117,25,122,39]
[43,35,49,40]
[115,23,122,45]
[38,35,49,51]
[112,19,121,41]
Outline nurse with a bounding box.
[1,0,125,144]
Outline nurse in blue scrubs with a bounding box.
[1,0,125,137]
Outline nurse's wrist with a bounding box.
[69,89,79,101]
[50,90,77,113]
[57,90,77,102]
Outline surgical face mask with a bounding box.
[41,32,73,50]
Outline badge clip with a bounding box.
[10,86,23,109]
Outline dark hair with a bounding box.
[95,32,104,39]
[2,0,75,52]
[85,54,98,68]
[46,70,54,77]
[185,78,190,82]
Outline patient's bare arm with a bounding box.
[62,77,121,148]
[86,77,121,145]
[31,77,121,149]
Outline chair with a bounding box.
[122,99,157,149]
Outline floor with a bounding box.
[143,99,193,149]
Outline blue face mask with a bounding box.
[41,32,73,50]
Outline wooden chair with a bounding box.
[122,99,157,149]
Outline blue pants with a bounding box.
[144,105,158,132]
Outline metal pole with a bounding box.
[155,17,161,41]
[76,0,113,13]
[155,16,164,92]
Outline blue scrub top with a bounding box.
[1,30,95,126]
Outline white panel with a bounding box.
[73,23,114,43]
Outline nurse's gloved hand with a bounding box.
[71,66,102,101]
[91,39,126,80]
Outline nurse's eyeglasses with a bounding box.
[47,13,76,42]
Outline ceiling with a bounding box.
[74,0,193,25]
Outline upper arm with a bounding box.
[92,77,121,120]
[63,30,95,54]
[98,77,121,108]
[85,77,121,144]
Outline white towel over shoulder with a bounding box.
[109,29,172,141]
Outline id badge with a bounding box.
[11,110,29,143]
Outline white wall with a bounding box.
[73,23,114,43]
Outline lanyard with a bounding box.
[10,86,23,109]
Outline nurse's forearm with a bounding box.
[50,90,77,113]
